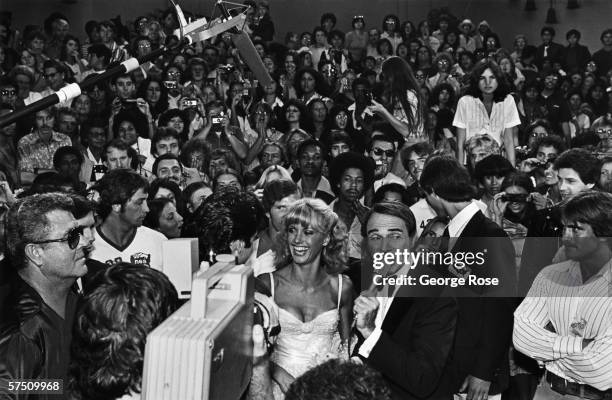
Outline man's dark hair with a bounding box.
[183,187,266,261]
[22,171,80,197]
[152,127,182,155]
[541,26,555,37]
[103,138,131,161]
[262,179,300,211]
[297,138,325,160]
[152,153,182,177]
[562,190,612,241]
[68,263,179,399]
[566,29,581,40]
[534,135,566,154]
[53,145,84,170]
[361,201,416,238]
[320,13,337,27]
[400,142,434,171]
[6,193,75,269]
[372,183,413,205]
[570,131,600,149]
[91,169,149,220]
[329,152,375,196]
[420,155,478,202]
[473,154,515,182]
[148,178,183,206]
[285,359,391,400]
[367,131,396,152]
[42,59,64,73]
[553,148,600,185]
[88,43,112,65]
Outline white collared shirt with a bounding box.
[453,94,521,145]
[446,202,481,251]
[297,176,334,199]
[358,264,412,358]
[513,258,612,390]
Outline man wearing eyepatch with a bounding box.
[0,193,95,389]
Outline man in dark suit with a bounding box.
[535,26,565,70]
[418,155,516,400]
[534,26,565,70]
[353,201,458,400]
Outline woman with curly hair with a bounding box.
[68,263,179,400]
[258,198,353,398]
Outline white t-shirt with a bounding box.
[410,198,437,238]
[90,226,167,270]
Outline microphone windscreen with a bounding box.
[232,31,274,87]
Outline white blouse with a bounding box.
[453,94,521,145]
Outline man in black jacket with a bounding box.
[534,27,565,69]
[353,201,458,400]
[0,193,94,398]
[419,155,516,400]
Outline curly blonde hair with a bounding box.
[274,198,348,274]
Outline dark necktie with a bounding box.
[441,227,450,252]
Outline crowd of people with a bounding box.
[0,2,612,400]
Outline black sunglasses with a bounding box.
[31,226,83,249]
[372,148,395,158]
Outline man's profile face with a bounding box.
[105,147,131,170]
[600,161,612,192]
[120,188,149,227]
[156,159,182,184]
[38,210,90,278]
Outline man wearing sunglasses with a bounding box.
[0,192,93,384]
[368,131,405,193]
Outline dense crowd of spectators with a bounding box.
[0,3,612,400]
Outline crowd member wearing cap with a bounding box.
[564,29,591,72]
[329,151,374,264]
[345,15,368,65]
[534,27,565,70]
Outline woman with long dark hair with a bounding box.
[453,59,520,165]
[137,78,169,121]
[367,56,426,144]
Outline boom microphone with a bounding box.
[215,0,273,87]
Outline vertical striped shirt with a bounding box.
[513,259,612,390]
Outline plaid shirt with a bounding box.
[18,131,72,173]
